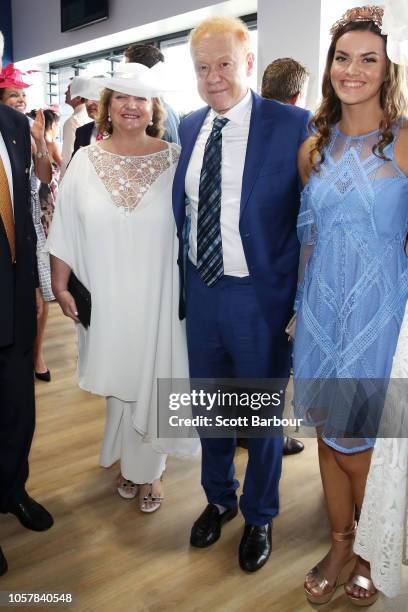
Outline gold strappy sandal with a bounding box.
[304,522,357,605]
[345,572,378,607]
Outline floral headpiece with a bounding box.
[0,64,38,89]
[46,104,61,116]
[382,0,408,66]
[330,5,384,37]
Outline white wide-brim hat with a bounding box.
[70,75,104,100]
[93,62,173,97]
[382,0,408,66]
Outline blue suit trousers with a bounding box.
[186,260,284,525]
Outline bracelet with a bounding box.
[35,150,49,159]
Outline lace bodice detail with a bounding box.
[328,127,403,181]
[88,143,179,214]
[295,124,408,333]
[297,126,406,262]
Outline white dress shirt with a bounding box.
[60,103,92,178]
[0,131,14,213]
[185,89,252,277]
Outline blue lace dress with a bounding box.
[293,125,408,453]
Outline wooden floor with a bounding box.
[1,303,407,612]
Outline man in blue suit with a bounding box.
[172,16,309,572]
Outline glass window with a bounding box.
[57,66,75,138]
[160,37,202,116]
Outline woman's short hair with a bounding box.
[96,88,166,139]
[311,20,407,168]
[189,16,251,53]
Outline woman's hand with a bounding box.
[31,109,52,182]
[55,290,80,322]
[31,109,45,142]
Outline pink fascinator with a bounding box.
[0,64,39,89]
[46,104,61,115]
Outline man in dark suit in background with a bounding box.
[261,57,309,108]
[257,56,311,457]
[72,93,100,155]
[0,32,53,577]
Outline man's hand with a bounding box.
[35,288,44,319]
[55,290,79,322]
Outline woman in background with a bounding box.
[39,109,61,239]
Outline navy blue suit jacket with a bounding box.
[172,91,310,334]
[0,104,37,348]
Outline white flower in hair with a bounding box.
[382,0,408,66]
[94,62,174,98]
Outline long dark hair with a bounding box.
[311,20,407,169]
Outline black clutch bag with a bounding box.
[67,272,91,328]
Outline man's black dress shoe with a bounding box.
[190,503,238,548]
[239,522,272,572]
[0,547,7,577]
[283,435,304,455]
[4,492,53,532]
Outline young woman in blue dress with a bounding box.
[294,6,408,606]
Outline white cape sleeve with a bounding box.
[43,148,87,277]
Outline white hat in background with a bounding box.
[70,75,104,100]
[93,62,173,97]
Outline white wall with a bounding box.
[257,0,321,107]
[12,0,256,63]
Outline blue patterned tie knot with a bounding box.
[211,116,229,137]
[197,116,229,287]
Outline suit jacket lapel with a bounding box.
[240,91,276,217]
[0,111,23,206]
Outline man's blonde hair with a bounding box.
[190,16,251,53]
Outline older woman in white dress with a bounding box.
[46,64,196,512]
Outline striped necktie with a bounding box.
[0,156,15,262]
[197,116,229,287]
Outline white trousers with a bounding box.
[99,396,167,483]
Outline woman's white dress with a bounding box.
[354,302,408,598]
[45,142,198,476]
